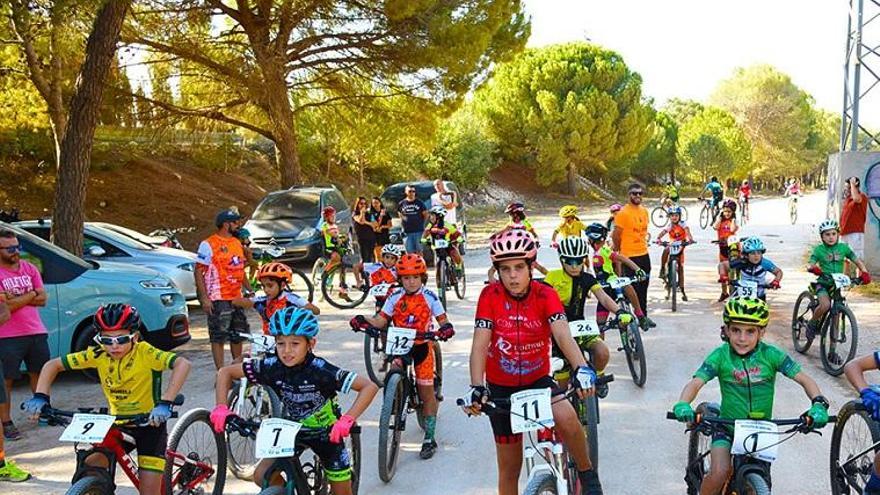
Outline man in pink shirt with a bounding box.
[0,229,48,441]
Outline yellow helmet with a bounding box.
[559,205,579,218]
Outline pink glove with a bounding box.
[330,414,356,443]
[210,404,234,434]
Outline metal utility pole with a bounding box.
[841,0,880,151]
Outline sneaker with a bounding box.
[595,381,609,399]
[806,320,819,341]
[578,469,603,495]
[419,439,438,460]
[639,316,656,331]
[717,293,729,303]
[681,290,688,302]
[659,269,667,282]
[0,459,31,482]
[2,422,21,441]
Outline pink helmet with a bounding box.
[489,229,538,263]
[609,203,623,213]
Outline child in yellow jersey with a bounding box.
[551,205,586,248]
[584,223,651,329]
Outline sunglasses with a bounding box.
[561,257,585,266]
[629,191,644,196]
[93,333,135,346]
[2,245,21,253]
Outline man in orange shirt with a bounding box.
[612,183,655,330]
[196,209,252,369]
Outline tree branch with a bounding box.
[130,91,274,140]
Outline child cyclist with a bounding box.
[24,304,192,495]
[805,219,871,339]
[232,262,320,334]
[360,243,403,310]
[584,223,651,330]
[422,205,464,275]
[321,206,362,298]
[655,206,695,302]
[718,236,783,301]
[551,204,586,248]
[349,253,455,460]
[211,307,378,495]
[544,235,633,398]
[606,203,622,233]
[844,353,880,494]
[713,199,739,301]
[671,298,830,495]
[505,202,539,238]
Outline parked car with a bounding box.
[244,185,356,265]
[380,180,468,256]
[14,220,199,300]
[0,222,190,363]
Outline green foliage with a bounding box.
[663,98,704,127]
[422,107,498,189]
[677,106,751,183]
[628,111,678,183]
[475,42,655,190]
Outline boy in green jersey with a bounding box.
[671,298,829,495]
[805,219,871,338]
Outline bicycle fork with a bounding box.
[524,433,569,493]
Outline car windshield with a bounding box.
[89,224,154,250]
[0,222,91,269]
[96,223,161,247]
[251,191,320,221]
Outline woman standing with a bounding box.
[353,196,377,263]
[371,196,392,261]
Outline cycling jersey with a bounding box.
[543,270,600,321]
[368,265,397,288]
[591,244,618,282]
[474,281,567,387]
[507,219,535,236]
[739,185,751,198]
[555,218,586,238]
[694,342,800,420]
[251,291,309,334]
[809,242,857,275]
[197,234,247,301]
[717,218,735,240]
[785,184,801,196]
[379,287,446,340]
[321,222,341,251]
[424,222,461,243]
[62,342,177,416]
[706,181,723,200]
[665,185,680,200]
[729,257,778,298]
[662,221,689,242]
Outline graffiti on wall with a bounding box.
[865,161,880,238]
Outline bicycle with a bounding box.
[249,244,314,302]
[148,226,196,251]
[830,399,880,495]
[651,201,689,228]
[359,326,445,482]
[738,194,750,225]
[791,273,863,376]
[598,276,647,387]
[225,414,361,495]
[655,239,695,312]
[699,198,721,230]
[317,235,370,309]
[667,402,834,495]
[361,283,397,388]
[786,193,800,225]
[424,235,466,310]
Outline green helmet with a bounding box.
[723,297,770,327]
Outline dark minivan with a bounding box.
[380,180,467,255]
[244,185,355,264]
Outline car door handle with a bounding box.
[64,310,75,316]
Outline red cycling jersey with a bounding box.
[474,281,567,387]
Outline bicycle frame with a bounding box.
[523,427,574,494]
[71,429,138,491]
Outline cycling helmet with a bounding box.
[667,206,683,216]
[558,236,589,258]
[489,229,538,263]
[585,222,609,242]
[95,303,141,332]
[710,176,718,182]
[235,227,251,240]
[740,237,765,254]
[723,297,770,327]
[429,205,446,218]
[666,180,673,185]
[609,203,623,213]
[559,205,579,218]
[818,219,839,234]
[381,244,404,258]
[257,262,293,284]
[396,253,427,276]
[269,306,320,338]
[322,206,336,219]
[742,179,749,185]
[722,198,737,211]
[505,202,525,214]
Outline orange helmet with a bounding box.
[257,262,293,284]
[396,253,427,276]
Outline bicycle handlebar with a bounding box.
[37,406,179,428]
[226,415,361,442]
[665,411,836,430]
[456,375,615,413]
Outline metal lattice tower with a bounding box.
[841,0,880,151]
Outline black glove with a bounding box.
[468,385,489,408]
[349,315,369,332]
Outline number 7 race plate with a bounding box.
[255,418,303,458]
[59,414,115,443]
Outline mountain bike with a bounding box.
[729,279,777,301]
[249,243,314,302]
[667,402,834,495]
[830,399,880,495]
[651,202,689,228]
[738,194,750,225]
[786,193,800,224]
[318,236,370,309]
[655,239,695,312]
[424,235,466,310]
[359,326,445,482]
[791,273,862,376]
[699,198,721,230]
[225,415,361,495]
[599,277,647,387]
[149,226,196,250]
[361,283,397,388]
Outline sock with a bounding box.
[578,468,599,484]
[424,416,437,442]
[635,310,645,318]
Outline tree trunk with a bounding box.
[567,163,578,196]
[51,0,131,256]
[261,70,301,188]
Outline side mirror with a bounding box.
[86,245,106,257]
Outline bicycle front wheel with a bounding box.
[583,394,600,470]
[523,471,558,495]
[165,408,227,495]
[623,321,647,387]
[830,400,880,495]
[651,207,668,228]
[820,305,858,376]
[686,403,717,495]
[454,261,466,300]
[321,264,368,309]
[791,291,815,354]
[226,385,281,481]
[349,426,362,495]
[364,331,387,387]
[699,205,710,229]
[290,268,314,302]
[66,476,111,495]
[669,259,678,312]
[436,258,448,309]
[378,372,406,483]
[743,472,771,494]
[790,200,798,224]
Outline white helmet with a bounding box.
[558,236,589,258]
[818,219,839,234]
[381,244,404,258]
[429,205,446,218]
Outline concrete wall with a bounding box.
[827,152,880,272]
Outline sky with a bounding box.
[522,0,878,127]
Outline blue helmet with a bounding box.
[740,236,765,254]
[666,206,683,216]
[269,307,320,339]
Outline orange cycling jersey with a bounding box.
[662,221,689,242]
[717,218,735,240]
[370,266,397,287]
[197,234,246,301]
[379,287,446,343]
[251,291,309,334]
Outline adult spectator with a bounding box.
[430,179,458,225]
[398,184,428,254]
[0,292,30,483]
[371,197,392,261]
[612,183,656,330]
[195,209,250,369]
[840,176,868,260]
[352,196,377,263]
[0,229,49,441]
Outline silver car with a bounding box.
[14,220,199,300]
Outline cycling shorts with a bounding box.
[410,342,436,387]
[711,427,734,449]
[98,424,168,473]
[812,281,834,297]
[486,376,563,444]
[552,337,603,382]
[301,433,352,482]
[718,243,730,262]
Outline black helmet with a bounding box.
[710,176,718,182]
[585,222,609,242]
[95,303,141,332]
